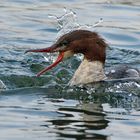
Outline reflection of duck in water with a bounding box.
[26,30,140,86]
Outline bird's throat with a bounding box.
[69,59,106,86]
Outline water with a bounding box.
[0,0,140,139]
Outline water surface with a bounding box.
[0,0,140,140]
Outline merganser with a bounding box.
[26,30,140,86]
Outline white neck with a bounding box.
[69,59,106,86]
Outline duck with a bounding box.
[25,30,140,86]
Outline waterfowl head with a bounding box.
[25,30,107,77]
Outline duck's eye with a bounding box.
[61,40,69,46]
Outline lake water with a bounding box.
[0,0,140,140]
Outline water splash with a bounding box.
[48,8,103,38]
[0,80,6,91]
